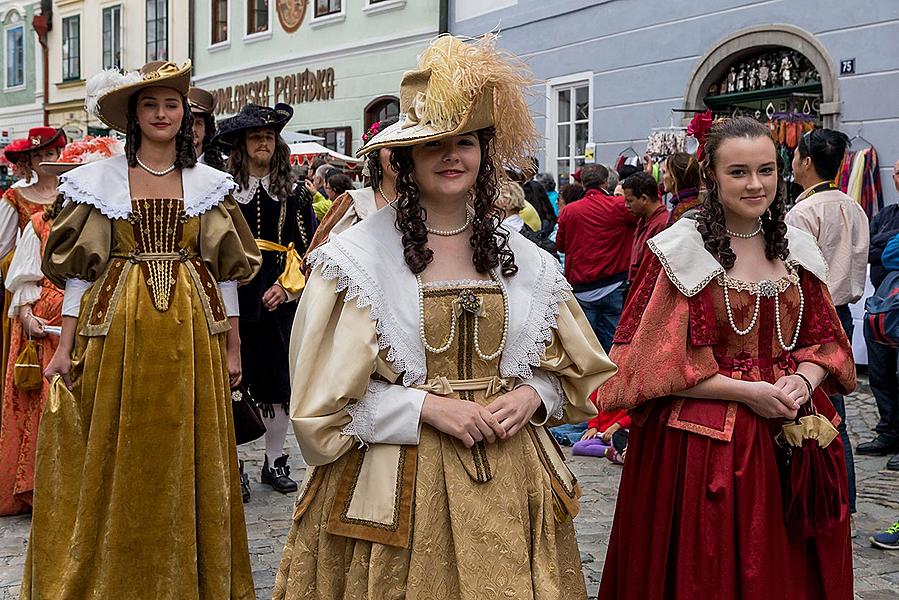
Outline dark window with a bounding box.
[102,5,123,70]
[146,0,168,62]
[306,126,351,156]
[247,0,269,34]
[62,16,80,81]
[5,25,24,87]
[212,0,228,44]
[364,96,399,131]
[314,0,341,17]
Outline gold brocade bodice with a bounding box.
[113,199,198,312]
[421,282,506,381]
[421,282,506,484]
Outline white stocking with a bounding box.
[263,407,291,465]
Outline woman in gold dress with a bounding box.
[21,61,260,599]
[274,35,616,600]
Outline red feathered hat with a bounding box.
[3,127,67,163]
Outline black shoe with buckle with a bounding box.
[239,460,251,503]
[261,455,298,494]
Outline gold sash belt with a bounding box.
[255,239,305,295]
[414,375,514,398]
[111,251,193,263]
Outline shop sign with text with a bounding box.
[211,67,336,116]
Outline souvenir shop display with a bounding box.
[708,49,820,97]
[645,128,686,158]
[836,136,884,219]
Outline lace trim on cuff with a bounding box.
[340,379,388,445]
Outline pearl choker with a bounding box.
[725,218,763,239]
[136,155,176,177]
[425,212,472,237]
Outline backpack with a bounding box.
[865,270,899,347]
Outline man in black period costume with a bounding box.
[213,103,317,499]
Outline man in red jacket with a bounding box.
[556,164,637,350]
[622,171,669,285]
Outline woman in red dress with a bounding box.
[598,117,855,599]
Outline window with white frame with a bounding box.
[246,0,268,35]
[314,0,341,17]
[550,79,590,185]
[102,5,123,70]
[5,24,24,88]
[62,16,81,81]
[211,0,228,44]
[146,0,168,61]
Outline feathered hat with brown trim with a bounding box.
[356,34,538,173]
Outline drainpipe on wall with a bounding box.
[439,0,449,34]
[32,6,52,126]
[188,0,195,66]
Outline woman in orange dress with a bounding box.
[0,202,64,515]
[0,129,66,401]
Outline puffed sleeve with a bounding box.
[524,297,616,426]
[790,270,856,396]
[288,271,425,466]
[6,221,43,316]
[199,196,261,284]
[598,256,720,412]
[42,201,112,289]
[0,191,19,258]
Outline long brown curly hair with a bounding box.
[696,117,788,269]
[125,91,197,169]
[227,134,295,199]
[390,127,517,277]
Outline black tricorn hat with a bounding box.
[212,102,294,146]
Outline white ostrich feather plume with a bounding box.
[84,69,143,117]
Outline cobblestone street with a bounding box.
[1,376,897,599]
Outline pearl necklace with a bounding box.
[377,182,397,204]
[425,212,472,237]
[725,218,763,238]
[135,155,176,177]
[416,272,510,361]
[722,274,804,351]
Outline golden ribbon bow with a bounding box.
[254,239,306,295]
[142,61,188,80]
[415,375,513,398]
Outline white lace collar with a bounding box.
[233,173,277,205]
[57,154,237,219]
[647,218,829,297]
[306,207,572,386]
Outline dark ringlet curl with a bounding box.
[390,127,517,277]
[226,133,295,199]
[364,116,399,189]
[198,113,225,171]
[43,193,67,221]
[696,117,788,270]
[125,91,197,169]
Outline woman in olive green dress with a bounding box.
[21,61,260,599]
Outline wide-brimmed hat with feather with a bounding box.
[85,60,192,133]
[355,34,538,172]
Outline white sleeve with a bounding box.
[521,368,566,426]
[341,380,426,446]
[6,222,43,317]
[219,280,239,317]
[61,278,92,318]
[0,199,19,259]
[282,284,300,303]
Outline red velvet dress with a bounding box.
[597,256,856,600]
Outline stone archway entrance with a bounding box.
[683,24,840,128]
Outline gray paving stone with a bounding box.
[1,376,897,598]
